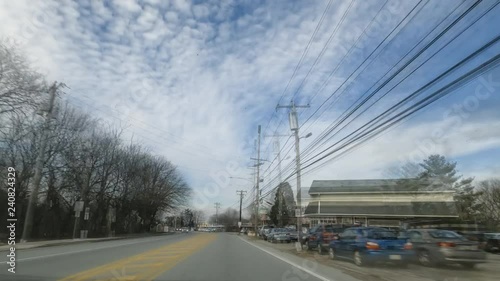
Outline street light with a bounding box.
[301,132,313,139]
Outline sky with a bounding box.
[1,0,499,219]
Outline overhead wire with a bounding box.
[259,0,334,156]
[295,0,433,160]
[258,0,393,188]
[261,0,357,160]
[257,0,430,195]
[300,0,485,161]
[299,52,500,177]
[301,1,498,166]
[257,1,498,201]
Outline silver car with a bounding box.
[406,229,487,268]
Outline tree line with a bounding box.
[0,40,191,240]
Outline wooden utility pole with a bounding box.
[21,82,59,243]
[276,101,310,250]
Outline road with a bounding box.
[2,232,497,281]
[0,233,358,281]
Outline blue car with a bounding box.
[329,227,415,267]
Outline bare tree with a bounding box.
[476,179,500,230]
[0,40,45,116]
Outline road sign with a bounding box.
[238,222,242,228]
[74,201,84,212]
[75,211,80,218]
[84,207,90,220]
[295,208,301,217]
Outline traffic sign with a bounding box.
[84,207,90,220]
[74,201,84,212]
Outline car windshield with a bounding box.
[429,230,465,239]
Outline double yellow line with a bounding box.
[59,233,217,281]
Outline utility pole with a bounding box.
[21,82,59,243]
[254,125,261,235]
[264,133,288,227]
[236,190,247,231]
[276,101,310,250]
[214,203,221,225]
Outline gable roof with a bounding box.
[308,178,447,194]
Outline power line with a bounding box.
[258,37,500,202]
[300,0,484,161]
[260,0,334,146]
[296,0,432,160]
[258,0,429,194]
[302,48,500,177]
[289,0,356,101]
[302,2,498,166]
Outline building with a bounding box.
[304,179,458,229]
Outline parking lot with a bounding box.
[248,236,500,281]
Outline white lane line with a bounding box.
[238,237,331,281]
[1,235,178,263]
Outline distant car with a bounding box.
[303,224,346,254]
[329,227,415,267]
[406,229,487,268]
[483,233,500,253]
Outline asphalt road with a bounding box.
[0,233,359,281]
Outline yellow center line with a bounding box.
[58,233,217,281]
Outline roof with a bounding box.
[304,201,457,217]
[308,179,446,194]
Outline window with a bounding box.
[429,230,465,240]
[363,228,398,239]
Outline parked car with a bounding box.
[259,225,274,239]
[329,227,415,267]
[406,229,487,268]
[270,228,292,243]
[287,229,299,242]
[303,224,346,254]
[261,227,275,241]
[267,228,286,242]
[483,233,500,253]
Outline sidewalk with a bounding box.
[0,232,176,251]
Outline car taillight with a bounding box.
[438,242,456,248]
[366,241,380,250]
[404,242,413,250]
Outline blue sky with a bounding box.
[1,0,499,217]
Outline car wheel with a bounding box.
[329,248,336,260]
[460,262,476,269]
[417,250,434,267]
[353,251,365,267]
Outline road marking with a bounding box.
[58,233,217,281]
[0,236,176,263]
[239,237,331,281]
